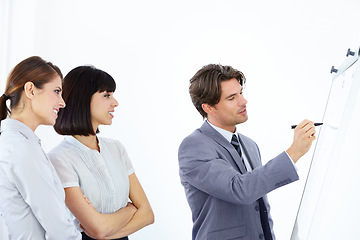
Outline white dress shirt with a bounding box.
[0,119,81,240]
[48,136,135,229]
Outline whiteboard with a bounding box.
[291,47,360,240]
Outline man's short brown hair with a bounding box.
[189,64,246,118]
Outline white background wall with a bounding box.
[1,0,360,239]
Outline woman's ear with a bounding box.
[23,82,35,99]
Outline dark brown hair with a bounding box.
[54,65,116,136]
[0,56,62,122]
[189,64,246,118]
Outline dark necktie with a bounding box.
[231,134,273,240]
[231,134,247,171]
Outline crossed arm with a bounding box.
[65,173,154,239]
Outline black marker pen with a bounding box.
[291,123,323,129]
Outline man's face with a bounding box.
[207,78,248,132]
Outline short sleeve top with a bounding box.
[48,136,134,214]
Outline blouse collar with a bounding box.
[65,135,102,152]
[0,119,41,144]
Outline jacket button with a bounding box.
[255,205,259,211]
[259,233,264,239]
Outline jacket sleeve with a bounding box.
[178,132,299,204]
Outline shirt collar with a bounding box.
[0,119,41,144]
[206,120,238,143]
[65,135,102,152]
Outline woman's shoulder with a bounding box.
[0,136,44,168]
[1,130,40,151]
[99,137,124,148]
[48,138,77,158]
[99,137,129,157]
[0,138,25,163]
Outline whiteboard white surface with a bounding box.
[291,49,360,240]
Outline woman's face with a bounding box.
[90,90,118,131]
[31,75,66,126]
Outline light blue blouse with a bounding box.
[0,119,80,240]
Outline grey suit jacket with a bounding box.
[178,121,299,240]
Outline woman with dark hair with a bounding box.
[0,56,81,239]
[48,66,154,240]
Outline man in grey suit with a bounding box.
[178,64,316,240]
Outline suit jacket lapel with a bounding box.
[238,134,259,169]
[199,121,247,174]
